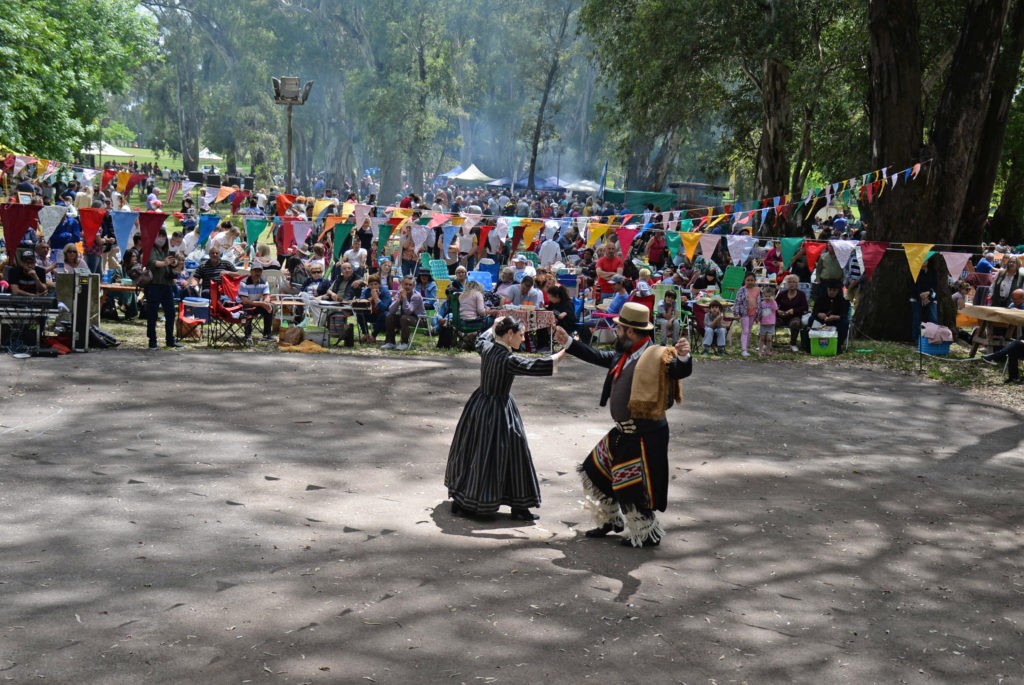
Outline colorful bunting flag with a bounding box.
[804,241,827,273]
[902,242,933,282]
[0,203,41,252]
[940,251,973,280]
[830,240,858,269]
[333,222,354,260]
[859,241,889,281]
[38,205,68,242]
[726,235,756,266]
[245,218,269,247]
[198,214,220,248]
[698,234,719,260]
[78,207,106,250]
[780,237,804,268]
[138,212,168,266]
[110,210,139,260]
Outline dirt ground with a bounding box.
[1,349,1022,685]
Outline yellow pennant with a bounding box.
[116,170,130,193]
[903,243,933,282]
[681,233,702,261]
[35,159,48,180]
[522,219,542,247]
[391,207,412,219]
[312,199,334,221]
[878,178,887,198]
[708,214,726,228]
[451,216,465,226]
[586,224,609,248]
[804,197,818,222]
[341,201,355,220]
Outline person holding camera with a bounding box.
[145,228,183,350]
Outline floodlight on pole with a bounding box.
[273,77,314,193]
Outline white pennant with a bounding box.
[292,220,313,246]
[940,250,972,279]
[181,180,199,197]
[38,205,68,241]
[411,224,430,250]
[353,203,371,229]
[81,168,98,186]
[726,234,756,265]
[830,239,858,269]
[891,173,899,188]
[202,186,218,207]
[460,213,482,233]
[698,234,720,260]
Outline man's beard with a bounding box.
[614,334,633,353]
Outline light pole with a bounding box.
[272,77,314,193]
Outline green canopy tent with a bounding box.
[602,189,677,213]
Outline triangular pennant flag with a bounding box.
[100,169,117,191]
[138,212,168,266]
[891,173,899,188]
[12,155,35,177]
[586,224,609,248]
[760,207,769,226]
[81,168,98,187]
[940,251,972,280]
[780,237,804,268]
[312,199,334,223]
[663,231,682,259]
[461,213,483,233]
[213,185,233,204]
[911,163,921,179]
[275,218,295,257]
[276,194,296,217]
[680,218,693,232]
[38,205,68,241]
[181,180,199,198]
[411,224,430,250]
[376,223,394,258]
[333,222,354,260]
[667,220,678,232]
[903,242,933,282]
[124,173,147,196]
[726,235,756,265]
[616,228,639,258]
[698,234,720,260]
[859,241,889,281]
[510,223,526,253]
[245,218,270,246]
[428,212,452,230]
[353,203,371,228]
[292,220,314,248]
[477,225,493,258]
[198,214,220,248]
[116,170,131,193]
[681,233,702,261]
[804,241,827,273]
[0,202,41,251]
[111,210,139,260]
[442,224,459,255]
[230,190,251,215]
[77,207,106,250]
[341,202,355,221]
[391,207,412,219]
[522,219,542,248]
[830,240,858,269]
[707,214,727,229]
[202,186,219,208]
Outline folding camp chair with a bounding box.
[176,300,205,341]
[429,259,450,282]
[206,276,253,347]
[467,270,493,290]
[720,265,747,301]
[653,283,687,344]
[448,291,486,345]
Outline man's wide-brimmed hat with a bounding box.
[614,302,655,331]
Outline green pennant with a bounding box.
[377,224,394,258]
[417,216,431,225]
[333,222,355,261]
[244,218,269,246]
[680,218,693,232]
[843,188,852,206]
[780,237,804,268]
[664,231,682,258]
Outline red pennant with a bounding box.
[510,223,526,254]
[695,216,709,230]
[276,194,296,217]
[859,241,889,281]
[477,225,493,258]
[123,173,148,196]
[78,207,107,250]
[138,212,168,266]
[230,190,251,216]
[620,213,634,226]
[275,220,296,256]
[0,203,41,254]
[100,169,117,191]
[804,241,827,273]
[617,227,639,257]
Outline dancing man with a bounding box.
[554,302,693,548]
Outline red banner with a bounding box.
[859,241,890,282]
[0,203,41,254]
[804,241,827,273]
[78,207,107,250]
[138,212,168,266]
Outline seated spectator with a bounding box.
[494,266,517,301]
[52,243,89,277]
[802,280,850,353]
[342,240,368,277]
[253,243,281,270]
[414,268,438,308]
[910,255,939,342]
[701,298,727,354]
[507,275,544,307]
[34,242,55,277]
[7,249,52,296]
[325,262,363,302]
[238,264,274,341]
[657,288,682,345]
[106,250,140,320]
[458,278,492,327]
[383,275,426,351]
[511,254,536,283]
[544,283,576,334]
[297,263,329,298]
[191,247,237,298]
[356,273,392,343]
[775,274,809,353]
[990,255,1023,308]
[983,319,1024,385]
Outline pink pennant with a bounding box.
[698,234,720,259]
[940,251,972,280]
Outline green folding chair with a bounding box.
[720,265,747,301]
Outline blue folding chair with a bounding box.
[467,270,493,290]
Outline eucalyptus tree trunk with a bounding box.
[990,156,1024,244]
[753,58,791,201]
[527,3,572,191]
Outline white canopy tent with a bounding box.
[564,179,600,194]
[450,164,495,184]
[79,142,132,157]
[199,147,223,161]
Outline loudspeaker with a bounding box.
[243,176,255,190]
[71,274,98,352]
[206,174,221,187]
[187,171,205,183]
[226,175,241,187]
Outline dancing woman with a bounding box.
[445,316,568,520]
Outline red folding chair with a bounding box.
[206,275,253,347]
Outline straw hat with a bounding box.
[613,302,655,331]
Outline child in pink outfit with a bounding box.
[732,272,761,357]
[758,284,778,356]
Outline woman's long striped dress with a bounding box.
[445,331,554,514]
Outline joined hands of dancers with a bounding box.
[553,326,692,359]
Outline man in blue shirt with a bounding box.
[975,253,995,274]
